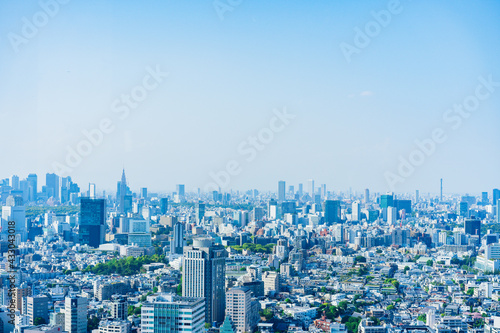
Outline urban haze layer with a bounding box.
[1,171,499,333]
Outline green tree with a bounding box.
[426,260,433,266]
[417,314,427,323]
[34,317,46,326]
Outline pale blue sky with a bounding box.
[0,0,499,195]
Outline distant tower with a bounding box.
[278,181,286,203]
[440,178,443,202]
[118,169,128,214]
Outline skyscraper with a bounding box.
[170,222,185,255]
[494,189,500,206]
[195,201,205,224]
[308,179,315,197]
[176,184,185,199]
[278,180,285,203]
[364,189,370,203]
[79,198,106,248]
[464,218,481,239]
[482,192,489,205]
[497,199,500,223]
[352,201,360,221]
[160,198,169,214]
[117,170,129,214]
[458,201,469,218]
[183,238,227,324]
[11,175,20,190]
[27,173,38,202]
[65,296,88,333]
[323,200,341,224]
[45,173,60,200]
[1,195,27,242]
[298,183,303,197]
[380,194,394,208]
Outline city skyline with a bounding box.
[1,1,499,193]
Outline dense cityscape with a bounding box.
[0,171,499,333]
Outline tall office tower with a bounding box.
[387,207,397,224]
[65,296,88,333]
[464,218,481,239]
[334,223,344,243]
[482,192,489,205]
[11,175,20,190]
[1,195,27,242]
[195,202,205,224]
[321,184,327,199]
[415,190,419,203]
[308,179,315,197]
[394,200,412,214]
[183,238,227,324]
[380,194,394,208]
[141,294,205,333]
[110,297,127,320]
[458,201,469,218]
[27,296,49,325]
[352,201,361,221]
[176,184,185,198]
[364,189,370,203]
[497,199,500,223]
[117,169,129,214]
[440,178,443,202]
[298,183,303,197]
[79,198,106,248]
[140,188,148,199]
[89,183,96,199]
[170,222,185,255]
[160,198,169,214]
[323,200,341,225]
[225,287,258,333]
[268,199,278,220]
[288,185,294,195]
[494,189,500,206]
[45,173,60,200]
[252,207,264,222]
[27,173,38,202]
[278,181,286,203]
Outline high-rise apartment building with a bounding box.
[65,296,88,333]
[110,297,127,321]
[183,238,226,324]
[225,287,258,333]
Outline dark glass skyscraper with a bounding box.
[79,197,106,247]
[380,194,394,209]
[323,200,341,224]
[464,218,481,239]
